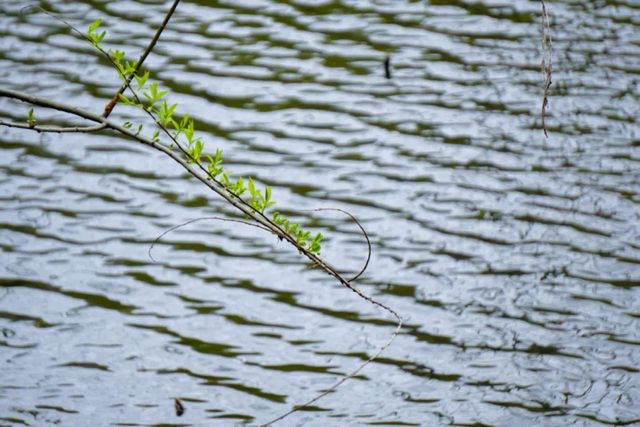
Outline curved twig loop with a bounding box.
[148,216,273,263]
[302,207,371,283]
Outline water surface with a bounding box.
[1,0,639,426]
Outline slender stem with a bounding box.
[541,0,552,138]
[261,321,402,426]
[102,0,181,118]
[0,119,105,133]
[148,216,273,263]
[302,208,371,283]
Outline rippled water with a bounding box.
[1,0,639,425]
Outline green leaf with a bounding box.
[142,91,154,105]
[134,70,150,89]
[123,60,136,74]
[168,103,178,117]
[289,222,300,234]
[88,19,102,33]
[311,244,321,255]
[27,108,36,126]
[312,232,323,245]
[184,120,195,144]
[233,176,246,195]
[191,140,204,163]
[117,93,133,105]
[109,49,125,62]
[221,171,231,187]
[149,82,157,99]
[158,100,171,127]
[248,177,256,198]
[207,151,223,177]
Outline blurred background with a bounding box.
[0,0,639,425]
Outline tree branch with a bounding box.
[541,0,553,138]
[102,0,181,118]
[0,88,278,233]
[0,119,105,133]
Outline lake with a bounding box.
[0,0,639,425]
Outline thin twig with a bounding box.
[148,216,273,263]
[541,0,553,138]
[302,208,371,283]
[0,119,105,133]
[21,6,96,47]
[261,321,402,426]
[102,0,181,118]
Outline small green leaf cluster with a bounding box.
[204,149,233,187]
[27,108,36,127]
[87,19,107,45]
[87,19,323,256]
[272,212,323,254]
[123,121,143,135]
[247,178,275,213]
[90,21,137,80]
[110,49,137,76]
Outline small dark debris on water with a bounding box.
[384,53,392,79]
[175,398,185,416]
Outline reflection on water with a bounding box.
[1,0,639,425]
